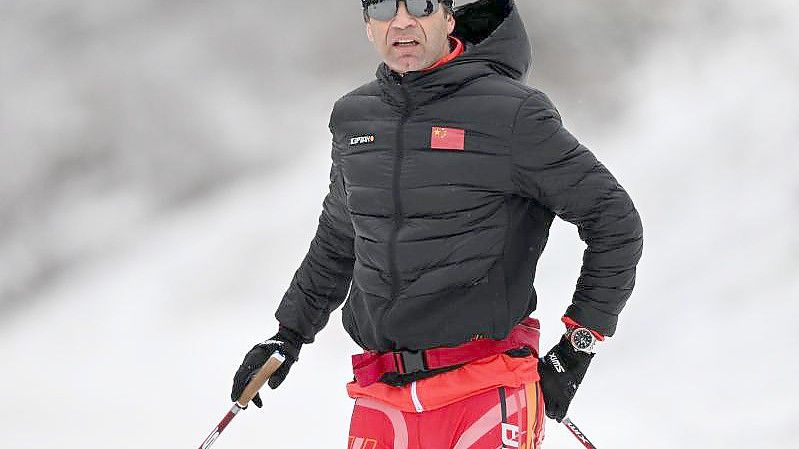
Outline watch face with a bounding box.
[570,328,595,351]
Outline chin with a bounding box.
[388,58,424,74]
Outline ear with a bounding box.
[446,13,455,35]
[366,22,375,43]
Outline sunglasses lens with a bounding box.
[367,1,398,21]
[406,0,439,18]
[367,1,440,21]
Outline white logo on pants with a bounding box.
[502,423,521,448]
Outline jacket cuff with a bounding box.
[275,303,317,344]
[561,315,606,341]
[276,324,309,348]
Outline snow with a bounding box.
[1,1,797,448]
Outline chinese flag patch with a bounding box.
[430,127,465,151]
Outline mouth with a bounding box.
[392,39,420,48]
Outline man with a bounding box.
[231,1,643,448]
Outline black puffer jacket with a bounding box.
[276,0,643,352]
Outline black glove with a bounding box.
[231,326,303,408]
[538,336,594,422]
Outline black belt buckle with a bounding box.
[396,350,427,374]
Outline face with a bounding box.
[366,1,456,74]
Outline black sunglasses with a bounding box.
[364,0,443,21]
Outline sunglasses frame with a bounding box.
[364,0,444,21]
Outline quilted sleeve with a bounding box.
[510,91,643,336]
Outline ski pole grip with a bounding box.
[236,354,286,407]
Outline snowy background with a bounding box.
[1,0,797,448]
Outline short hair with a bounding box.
[442,2,455,15]
[362,1,455,23]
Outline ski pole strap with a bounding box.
[351,317,540,387]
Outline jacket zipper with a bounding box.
[389,84,413,302]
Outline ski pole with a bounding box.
[197,353,286,449]
[562,417,598,449]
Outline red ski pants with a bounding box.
[348,382,545,449]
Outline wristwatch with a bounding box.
[564,327,599,354]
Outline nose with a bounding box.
[392,1,416,29]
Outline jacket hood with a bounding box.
[451,0,531,81]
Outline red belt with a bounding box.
[351,317,540,387]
